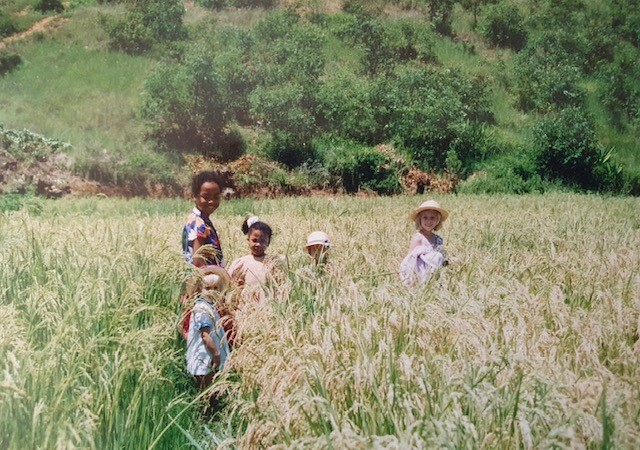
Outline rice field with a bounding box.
[1,193,639,449]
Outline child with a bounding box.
[182,171,226,268]
[185,265,232,418]
[228,216,284,302]
[305,231,331,266]
[399,199,449,286]
[180,170,226,340]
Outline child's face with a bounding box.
[307,244,329,264]
[419,210,440,232]
[248,229,269,257]
[195,181,221,217]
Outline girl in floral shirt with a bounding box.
[182,171,226,267]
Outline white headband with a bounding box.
[247,215,260,228]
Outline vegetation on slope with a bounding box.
[0,0,638,197]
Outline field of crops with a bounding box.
[1,193,639,449]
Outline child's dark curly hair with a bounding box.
[191,171,226,197]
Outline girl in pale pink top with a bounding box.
[228,216,284,301]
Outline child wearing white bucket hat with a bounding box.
[305,231,331,265]
[399,200,449,285]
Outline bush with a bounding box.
[0,192,43,214]
[458,149,556,195]
[33,0,64,13]
[230,0,278,7]
[513,33,586,112]
[0,53,22,75]
[597,42,640,129]
[262,131,317,169]
[334,10,436,77]
[246,11,326,161]
[195,0,227,9]
[426,0,455,35]
[0,11,18,38]
[622,168,640,196]
[140,43,239,157]
[480,2,527,51]
[324,141,403,195]
[316,71,380,144]
[106,0,186,54]
[531,108,623,192]
[377,67,490,170]
[216,125,247,162]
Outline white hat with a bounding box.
[305,231,331,249]
[410,200,448,231]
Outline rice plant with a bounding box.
[1,193,639,449]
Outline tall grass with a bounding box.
[2,193,639,448]
[216,194,640,448]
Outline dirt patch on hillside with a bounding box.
[0,15,69,51]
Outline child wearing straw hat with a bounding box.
[399,199,449,285]
[185,265,232,417]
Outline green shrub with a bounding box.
[0,53,22,75]
[324,141,403,195]
[458,152,548,194]
[0,192,43,214]
[480,2,527,51]
[377,67,491,170]
[316,71,380,144]
[597,42,640,130]
[247,11,326,160]
[216,125,247,162]
[335,9,436,77]
[140,43,237,157]
[0,11,18,38]
[513,33,586,112]
[106,0,186,54]
[119,150,178,185]
[33,0,64,13]
[106,13,153,54]
[262,131,317,169]
[426,0,455,35]
[531,108,623,192]
[195,0,227,9]
[230,0,278,7]
[622,168,640,196]
[1,126,70,163]
[610,0,640,47]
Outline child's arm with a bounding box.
[407,234,422,252]
[200,327,221,369]
[192,237,206,267]
[229,259,246,286]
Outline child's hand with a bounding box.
[211,350,221,370]
[232,264,246,286]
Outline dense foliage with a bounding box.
[133,0,639,195]
[1,0,639,196]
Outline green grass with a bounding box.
[0,6,154,156]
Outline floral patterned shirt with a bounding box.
[182,207,225,266]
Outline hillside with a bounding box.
[0,0,639,198]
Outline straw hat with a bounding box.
[305,231,331,249]
[200,265,231,291]
[410,200,449,223]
